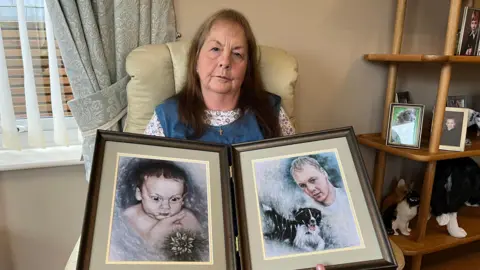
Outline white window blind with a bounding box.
[0,0,77,151]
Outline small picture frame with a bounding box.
[456,7,480,56]
[386,103,425,149]
[394,91,411,104]
[77,130,236,269]
[231,127,397,270]
[439,107,469,152]
[446,95,467,108]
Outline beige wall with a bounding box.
[2,0,477,269]
[0,166,87,270]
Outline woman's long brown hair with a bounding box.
[176,9,281,139]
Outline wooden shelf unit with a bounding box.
[391,207,480,256]
[358,133,480,162]
[364,54,480,63]
[358,1,480,270]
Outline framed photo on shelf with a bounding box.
[386,103,425,149]
[447,95,468,108]
[439,107,469,152]
[394,91,411,104]
[456,7,480,56]
[231,127,397,270]
[77,130,236,269]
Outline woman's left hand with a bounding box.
[316,264,326,270]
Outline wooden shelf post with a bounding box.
[411,0,463,269]
[372,0,407,205]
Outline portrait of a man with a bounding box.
[253,152,362,259]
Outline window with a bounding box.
[0,0,80,151]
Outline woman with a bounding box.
[144,8,295,140]
[144,8,324,270]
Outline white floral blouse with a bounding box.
[144,106,296,137]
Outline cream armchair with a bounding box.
[64,41,404,270]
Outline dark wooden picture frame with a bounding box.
[77,130,236,269]
[231,127,397,270]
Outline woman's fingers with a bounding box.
[316,264,326,270]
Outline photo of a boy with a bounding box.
[460,9,480,56]
[440,115,463,147]
[108,157,210,263]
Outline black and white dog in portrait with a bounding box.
[262,204,325,252]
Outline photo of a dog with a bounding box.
[262,205,325,252]
[253,152,362,259]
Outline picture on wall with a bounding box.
[77,130,236,270]
[439,107,469,152]
[386,103,425,149]
[232,127,397,270]
[456,7,480,56]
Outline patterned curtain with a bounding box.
[44,0,176,181]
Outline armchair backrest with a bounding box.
[123,40,298,134]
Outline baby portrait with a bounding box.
[253,152,362,259]
[387,104,424,148]
[107,155,210,263]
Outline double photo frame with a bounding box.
[77,127,397,270]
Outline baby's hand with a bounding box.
[148,211,186,246]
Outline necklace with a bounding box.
[219,127,224,136]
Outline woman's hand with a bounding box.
[316,264,326,270]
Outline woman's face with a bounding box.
[196,20,248,96]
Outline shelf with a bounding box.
[390,207,480,256]
[357,133,480,162]
[421,241,480,269]
[364,54,480,64]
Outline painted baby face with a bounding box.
[136,175,185,221]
